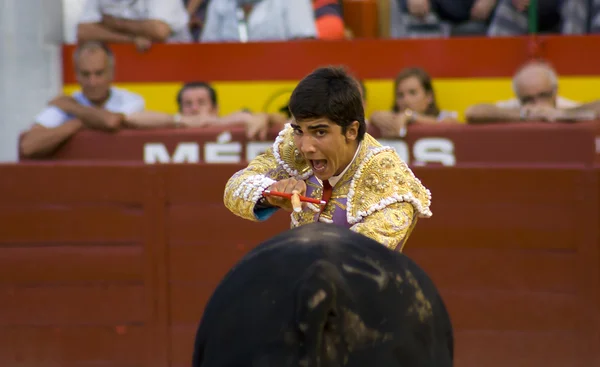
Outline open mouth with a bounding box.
[310,159,328,173]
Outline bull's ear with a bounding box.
[295,260,345,366]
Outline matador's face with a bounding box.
[290,118,359,181]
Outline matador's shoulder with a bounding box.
[271,125,311,179]
[347,142,432,225]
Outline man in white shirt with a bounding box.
[77,0,192,50]
[19,41,146,158]
[201,0,317,42]
[465,60,597,124]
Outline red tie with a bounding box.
[320,180,333,214]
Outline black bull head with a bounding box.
[192,223,453,367]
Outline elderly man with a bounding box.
[192,223,454,367]
[465,60,598,123]
[19,41,145,158]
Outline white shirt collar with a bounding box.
[316,141,362,187]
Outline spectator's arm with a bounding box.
[371,110,394,122]
[73,105,124,131]
[267,113,288,129]
[284,0,317,39]
[76,0,133,43]
[207,111,253,126]
[51,96,122,131]
[464,104,523,124]
[561,100,600,120]
[124,111,182,129]
[125,111,246,129]
[77,22,135,43]
[20,120,83,158]
[412,114,454,124]
[101,17,172,42]
[370,111,399,135]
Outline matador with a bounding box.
[223,66,432,251]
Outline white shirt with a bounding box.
[496,96,581,109]
[34,87,145,128]
[78,0,192,42]
[201,0,317,42]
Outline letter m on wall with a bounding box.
[144,143,200,164]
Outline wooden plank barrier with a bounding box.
[0,163,598,367]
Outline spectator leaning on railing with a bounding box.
[487,0,588,36]
[19,41,145,158]
[465,60,599,124]
[77,0,192,52]
[126,82,285,140]
[200,0,317,42]
[370,67,459,138]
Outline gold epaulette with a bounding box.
[346,147,432,225]
[272,125,311,180]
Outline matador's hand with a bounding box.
[265,178,307,212]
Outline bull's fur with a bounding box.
[192,223,453,367]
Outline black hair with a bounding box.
[176,81,218,112]
[288,66,366,141]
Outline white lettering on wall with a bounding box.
[204,132,242,163]
[142,137,457,166]
[144,142,199,164]
[413,138,455,166]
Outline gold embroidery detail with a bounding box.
[350,202,416,252]
[349,147,431,220]
[223,147,285,221]
[278,127,311,177]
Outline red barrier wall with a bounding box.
[20,121,600,166]
[62,35,600,83]
[0,163,598,367]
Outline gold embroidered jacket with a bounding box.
[223,126,432,251]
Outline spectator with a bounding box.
[19,41,145,158]
[126,82,283,140]
[77,0,192,51]
[370,67,458,137]
[201,0,317,42]
[488,0,588,36]
[465,60,599,123]
[390,0,498,38]
[313,0,346,40]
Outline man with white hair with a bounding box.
[19,41,145,158]
[465,60,598,123]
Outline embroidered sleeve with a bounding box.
[223,147,286,222]
[223,126,311,222]
[350,202,417,252]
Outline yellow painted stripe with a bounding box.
[64,77,600,122]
